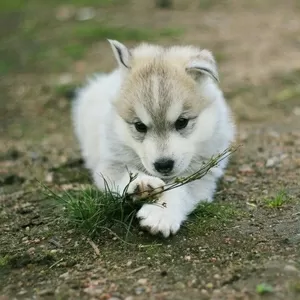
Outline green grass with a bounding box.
[227,69,300,104]
[45,185,139,238]
[0,255,10,267]
[0,0,125,12]
[1,21,183,74]
[0,0,26,12]
[186,202,240,234]
[0,0,183,74]
[49,0,125,7]
[256,283,273,294]
[155,0,173,9]
[264,190,289,208]
[63,43,87,60]
[54,83,78,100]
[73,24,183,42]
[290,280,300,293]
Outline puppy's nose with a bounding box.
[154,158,174,174]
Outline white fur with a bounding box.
[72,40,236,238]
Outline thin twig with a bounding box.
[87,238,100,256]
[125,145,239,201]
[49,258,64,269]
[127,266,147,274]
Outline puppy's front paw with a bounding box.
[126,175,165,201]
[137,203,184,238]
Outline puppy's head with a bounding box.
[109,39,221,179]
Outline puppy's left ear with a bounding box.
[186,49,219,83]
[108,39,132,69]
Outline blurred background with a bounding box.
[1,0,300,146]
[1,3,300,298]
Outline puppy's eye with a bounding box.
[134,122,147,133]
[175,118,189,130]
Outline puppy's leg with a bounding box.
[92,163,165,197]
[137,175,218,237]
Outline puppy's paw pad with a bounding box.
[137,204,183,237]
[127,175,165,200]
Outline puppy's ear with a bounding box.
[108,39,131,69]
[186,49,219,83]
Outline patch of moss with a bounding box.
[186,202,241,235]
[256,283,273,294]
[0,255,11,267]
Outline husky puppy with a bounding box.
[72,40,235,237]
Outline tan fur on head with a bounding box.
[116,60,200,123]
[108,40,218,123]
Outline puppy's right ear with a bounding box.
[108,39,131,69]
[186,49,219,83]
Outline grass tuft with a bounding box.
[264,190,289,208]
[256,283,273,294]
[0,255,11,267]
[45,184,139,238]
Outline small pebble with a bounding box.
[224,175,236,182]
[293,106,300,116]
[17,290,27,295]
[135,287,145,295]
[27,247,35,254]
[184,255,191,261]
[267,130,280,139]
[57,73,73,85]
[206,282,214,289]
[45,172,53,183]
[201,289,208,295]
[28,151,40,161]
[137,278,147,285]
[59,272,69,279]
[126,260,133,267]
[76,7,96,21]
[284,265,299,273]
[174,282,186,289]
[83,287,103,296]
[56,6,75,21]
[266,157,279,167]
[239,164,254,173]
[212,289,222,296]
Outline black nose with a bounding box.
[154,158,174,174]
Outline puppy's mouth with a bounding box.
[143,166,177,181]
[150,170,180,182]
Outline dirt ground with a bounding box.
[1,0,300,299]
